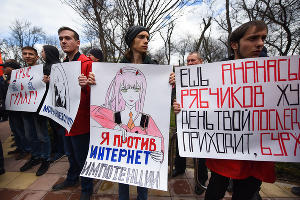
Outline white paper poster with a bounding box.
[5,65,46,112]
[176,55,300,163]
[81,62,172,191]
[39,62,81,132]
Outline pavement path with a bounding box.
[0,121,299,200]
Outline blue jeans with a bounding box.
[33,113,51,160]
[64,133,93,194]
[118,183,148,200]
[8,111,30,152]
[22,112,40,158]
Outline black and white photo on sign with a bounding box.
[39,61,81,132]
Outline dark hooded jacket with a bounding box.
[37,45,60,112]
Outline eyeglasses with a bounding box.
[136,34,150,41]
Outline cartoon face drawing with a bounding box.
[120,86,141,107]
[90,67,165,163]
[105,67,147,113]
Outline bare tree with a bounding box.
[10,19,45,48]
[193,17,212,52]
[237,0,300,56]
[214,0,235,58]
[61,0,200,61]
[150,49,166,64]
[174,36,193,66]
[200,35,227,62]
[1,19,46,63]
[43,35,60,47]
[159,22,175,64]
[115,0,197,34]
[0,39,11,61]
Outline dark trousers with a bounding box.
[174,141,208,184]
[9,111,30,152]
[22,112,40,158]
[205,172,262,200]
[64,133,93,194]
[119,183,148,200]
[49,119,65,156]
[32,113,51,160]
[0,140,4,169]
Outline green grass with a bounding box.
[170,107,176,128]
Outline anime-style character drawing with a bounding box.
[51,64,70,111]
[91,67,164,163]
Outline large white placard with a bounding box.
[176,55,300,162]
[39,62,81,132]
[5,65,46,112]
[81,62,172,191]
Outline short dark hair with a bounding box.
[58,26,80,40]
[188,52,202,60]
[21,46,38,55]
[0,59,20,69]
[89,48,104,61]
[229,21,268,44]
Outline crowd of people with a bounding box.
[0,20,299,200]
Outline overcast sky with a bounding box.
[0,0,225,64]
[0,0,84,38]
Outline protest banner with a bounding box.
[5,64,46,112]
[39,62,81,132]
[81,62,172,191]
[176,55,300,162]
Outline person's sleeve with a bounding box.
[90,105,116,129]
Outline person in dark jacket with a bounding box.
[52,27,93,200]
[170,21,274,200]
[20,46,54,176]
[0,61,20,175]
[41,45,66,163]
[1,60,30,161]
[88,25,156,200]
[120,26,156,200]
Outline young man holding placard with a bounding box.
[170,21,275,200]
[205,20,275,200]
[51,27,93,200]
[19,46,53,177]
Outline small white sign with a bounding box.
[5,65,46,112]
[39,62,81,131]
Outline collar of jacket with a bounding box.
[64,51,81,62]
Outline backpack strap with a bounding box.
[114,112,122,124]
[140,114,149,129]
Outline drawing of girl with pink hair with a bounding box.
[90,67,164,163]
